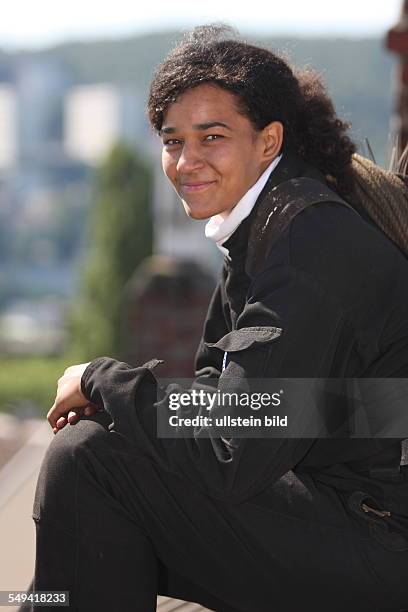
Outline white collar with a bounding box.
[205,154,282,258]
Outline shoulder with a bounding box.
[290,199,386,260]
[288,200,408,303]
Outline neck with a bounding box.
[204,154,282,255]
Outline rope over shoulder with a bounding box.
[350,153,408,257]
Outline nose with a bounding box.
[176,143,205,174]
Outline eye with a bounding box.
[163,139,182,146]
[205,134,224,142]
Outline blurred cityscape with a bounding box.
[0,59,143,355]
[0,30,398,422]
[0,46,220,361]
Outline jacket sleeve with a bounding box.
[81,261,348,504]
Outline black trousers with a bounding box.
[28,411,408,612]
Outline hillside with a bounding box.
[0,31,396,162]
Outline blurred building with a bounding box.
[15,58,71,166]
[0,59,92,357]
[64,83,144,164]
[0,84,17,170]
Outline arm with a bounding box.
[80,262,347,504]
[48,265,230,433]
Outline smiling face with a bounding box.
[160,83,283,220]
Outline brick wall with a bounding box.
[120,256,215,378]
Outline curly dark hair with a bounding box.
[147,24,357,196]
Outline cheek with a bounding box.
[206,148,232,180]
[213,143,245,174]
[212,149,246,191]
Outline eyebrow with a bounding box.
[160,121,232,135]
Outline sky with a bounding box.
[0,0,403,50]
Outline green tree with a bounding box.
[70,142,153,359]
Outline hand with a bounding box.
[47,363,100,434]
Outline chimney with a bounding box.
[386,0,408,156]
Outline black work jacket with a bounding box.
[81,151,408,506]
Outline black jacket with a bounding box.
[81,151,408,507]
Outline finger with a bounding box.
[48,399,75,428]
[47,402,60,429]
[84,404,98,416]
[56,416,67,428]
[67,410,81,424]
[53,416,67,434]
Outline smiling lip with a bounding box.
[180,181,216,192]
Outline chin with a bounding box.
[185,208,213,221]
[182,200,215,220]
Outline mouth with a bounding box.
[179,181,216,193]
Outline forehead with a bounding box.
[162,83,245,128]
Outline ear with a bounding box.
[261,121,284,162]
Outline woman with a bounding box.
[33,25,408,611]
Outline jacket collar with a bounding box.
[222,150,327,261]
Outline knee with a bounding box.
[32,413,112,522]
[49,411,111,460]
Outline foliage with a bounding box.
[0,356,69,416]
[69,142,153,360]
